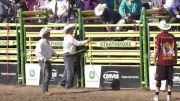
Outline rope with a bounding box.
[88,42,100,80]
[6,23,10,79]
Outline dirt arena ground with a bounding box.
[0,85,180,101]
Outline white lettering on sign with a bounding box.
[1,72,16,76]
[103,71,119,83]
[103,74,119,79]
[121,76,139,79]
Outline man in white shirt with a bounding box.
[60,24,90,89]
[35,27,59,95]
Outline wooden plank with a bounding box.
[86,57,140,63]
[85,32,139,37]
[86,50,140,56]
[88,41,139,47]
[81,10,94,16]
[82,17,100,20]
[0,30,17,36]
[0,55,17,60]
[23,16,46,20]
[22,10,46,16]
[0,40,17,46]
[0,48,17,53]
[84,24,142,27]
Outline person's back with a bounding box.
[102,8,121,24]
[155,31,176,65]
[153,20,176,101]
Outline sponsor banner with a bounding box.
[85,65,101,88]
[100,66,140,89]
[173,67,180,91]
[25,64,41,86]
[39,65,77,86]
[99,41,138,48]
[0,64,17,85]
[149,66,166,90]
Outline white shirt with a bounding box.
[164,0,174,10]
[35,38,57,60]
[63,34,88,54]
[39,0,69,17]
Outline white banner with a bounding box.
[149,66,166,90]
[85,65,101,88]
[25,64,40,86]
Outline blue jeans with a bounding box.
[61,55,76,87]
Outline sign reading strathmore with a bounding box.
[85,65,101,88]
[99,41,138,47]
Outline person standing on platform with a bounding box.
[153,20,177,101]
[35,27,59,95]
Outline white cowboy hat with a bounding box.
[39,27,52,37]
[94,4,107,16]
[158,20,171,30]
[63,24,75,34]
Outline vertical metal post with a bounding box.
[142,7,149,88]
[78,8,85,87]
[19,9,25,84]
[23,21,26,84]
[139,17,144,87]
[16,25,21,83]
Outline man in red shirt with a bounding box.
[153,20,177,101]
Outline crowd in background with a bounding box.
[0,0,180,29]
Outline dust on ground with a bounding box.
[0,85,180,101]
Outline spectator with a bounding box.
[168,0,180,23]
[94,4,121,31]
[119,0,142,20]
[142,0,152,9]
[83,0,99,10]
[103,0,115,9]
[153,20,177,101]
[163,0,174,11]
[39,0,69,24]
[24,0,39,11]
[19,0,28,11]
[83,0,91,10]
[0,0,13,23]
[152,0,165,8]
[91,0,99,10]
[116,13,137,31]
[38,0,50,7]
